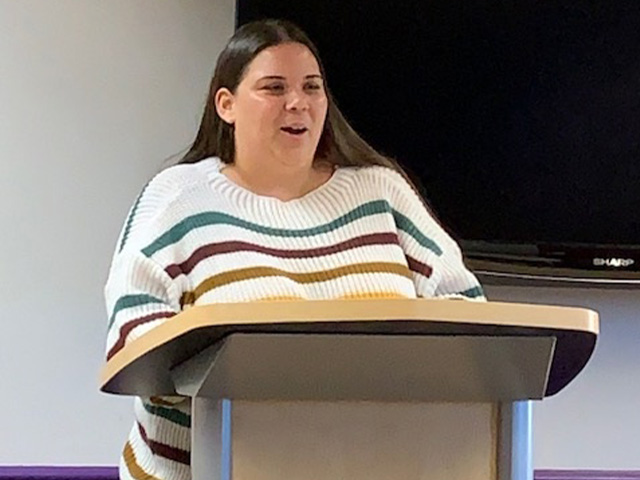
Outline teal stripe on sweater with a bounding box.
[458,286,485,299]
[142,200,392,256]
[107,294,166,329]
[142,200,444,258]
[391,210,443,255]
[142,402,191,428]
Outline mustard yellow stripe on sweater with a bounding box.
[183,262,412,304]
[248,291,409,302]
[123,441,161,480]
[338,291,410,300]
[251,295,308,302]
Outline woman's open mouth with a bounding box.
[280,126,308,136]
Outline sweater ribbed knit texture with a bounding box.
[105,157,485,480]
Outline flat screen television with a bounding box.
[237,0,640,285]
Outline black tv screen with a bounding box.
[237,0,640,283]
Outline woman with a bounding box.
[105,18,485,480]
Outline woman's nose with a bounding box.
[285,89,309,111]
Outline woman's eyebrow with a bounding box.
[258,74,323,81]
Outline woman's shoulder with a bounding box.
[341,163,415,195]
[116,157,222,251]
[147,157,222,193]
[137,157,221,206]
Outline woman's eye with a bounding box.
[263,83,322,93]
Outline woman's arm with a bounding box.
[104,249,180,360]
[384,167,486,301]
[103,173,186,361]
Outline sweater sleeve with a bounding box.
[104,250,181,360]
[103,177,184,361]
[384,168,486,301]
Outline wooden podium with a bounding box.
[100,298,598,480]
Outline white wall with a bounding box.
[0,0,233,464]
[485,285,640,469]
[0,0,638,470]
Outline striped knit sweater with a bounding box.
[105,156,485,480]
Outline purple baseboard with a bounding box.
[536,471,640,480]
[1,467,639,480]
[0,467,118,479]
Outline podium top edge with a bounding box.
[99,298,598,391]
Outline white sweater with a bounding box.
[105,157,485,480]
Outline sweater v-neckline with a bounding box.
[208,157,342,207]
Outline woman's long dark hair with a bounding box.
[180,19,403,171]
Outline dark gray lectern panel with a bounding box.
[172,334,555,402]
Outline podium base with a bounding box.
[193,399,532,480]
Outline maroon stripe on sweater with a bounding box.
[406,255,433,278]
[137,422,190,465]
[107,311,175,360]
[165,232,400,278]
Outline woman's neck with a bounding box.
[220,158,334,202]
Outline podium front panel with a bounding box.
[194,399,499,480]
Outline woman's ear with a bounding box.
[214,87,235,125]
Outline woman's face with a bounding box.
[216,42,328,166]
